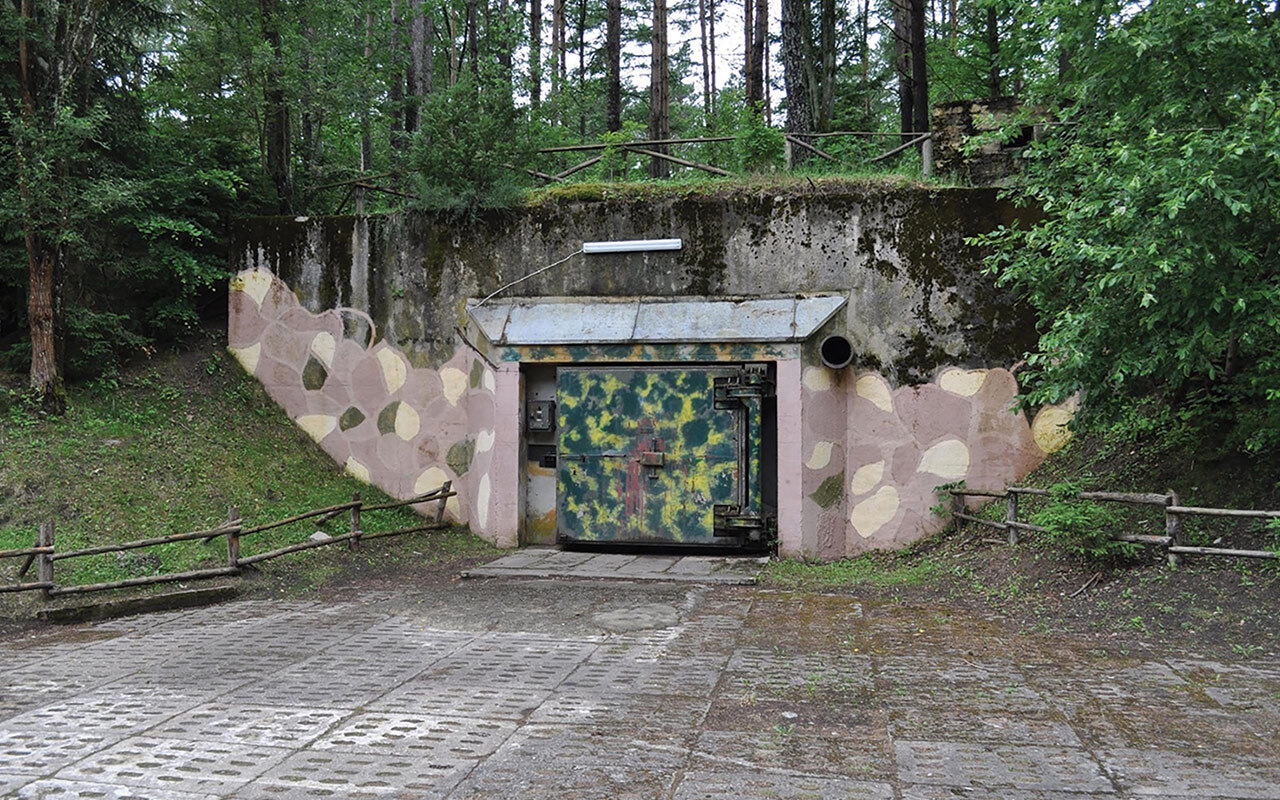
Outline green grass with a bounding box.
[0,333,498,592]
[762,550,948,591]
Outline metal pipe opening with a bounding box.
[819,334,854,370]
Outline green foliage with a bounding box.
[1029,482,1137,563]
[409,78,536,214]
[705,89,784,173]
[975,0,1280,452]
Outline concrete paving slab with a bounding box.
[11,780,218,799]
[463,551,765,584]
[674,770,894,800]
[5,580,1277,800]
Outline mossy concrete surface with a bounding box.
[235,179,1037,383]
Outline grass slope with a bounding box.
[0,328,497,612]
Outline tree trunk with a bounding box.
[259,0,292,213]
[530,0,542,108]
[893,0,912,143]
[648,0,670,178]
[26,237,65,414]
[708,0,717,117]
[987,4,1001,98]
[577,0,586,137]
[552,0,565,108]
[606,0,622,130]
[860,0,870,120]
[698,0,710,121]
[780,0,812,163]
[389,0,406,183]
[910,0,929,144]
[819,0,835,131]
[466,0,479,82]
[407,0,433,133]
[498,0,513,92]
[744,0,766,110]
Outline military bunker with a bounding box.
[228,184,1073,561]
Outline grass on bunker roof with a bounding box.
[0,326,499,626]
[762,424,1280,661]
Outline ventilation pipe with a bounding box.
[819,334,854,370]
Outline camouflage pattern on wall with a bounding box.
[556,367,751,544]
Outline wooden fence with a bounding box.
[0,482,453,599]
[949,486,1280,566]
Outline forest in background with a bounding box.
[2,0,1278,460]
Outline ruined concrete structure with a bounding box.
[931,97,1035,184]
[228,183,1072,560]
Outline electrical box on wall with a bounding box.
[527,400,556,432]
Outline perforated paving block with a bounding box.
[422,635,597,690]
[53,736,290,794]
[1099,747,1280,798]
[721,648,872,701]
[0,728,130,775]
[673,770,894,800]
[9,779,218,800]
[692,729,894,780]
[1,686,205,737]
[149,703,349,748]
[560,652,727,697]
[448,761,676,800]
[483,723,690,771]
[311,712,515,758]
[528,692,711,733]
[369,682,551,720]
[241,748,473,799]
[887,707,1082,748]
[894,741,1113,793]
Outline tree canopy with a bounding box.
[2,0,1278,450]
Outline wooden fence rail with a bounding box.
[1,482,454,599]
[949,486,1278,566]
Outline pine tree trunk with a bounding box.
[466,0,479,82]
[780,0,812,163]
[606,0,622,131]
[708,0,717,116]
[648,0,670,178]
[552,0,565,110]
[389,0,405,184]
[752,0,767,109]
[893,0,912,143]
[259,0,292,212]
[819,0,835,131]
[407,0,433,133]
[530,0,542,108]
[698,0,711,121]
[987,4,1001,97]
[910,0,929,144]
[577,0,586,137]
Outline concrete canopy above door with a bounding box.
[466,295,847,347]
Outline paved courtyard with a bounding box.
[0,575,1277,799]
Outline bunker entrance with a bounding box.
[553,364,774,548]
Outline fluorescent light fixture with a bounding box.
[582,238,682,254]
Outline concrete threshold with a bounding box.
[461,550,769,585]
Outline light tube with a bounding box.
[582,238,683,254]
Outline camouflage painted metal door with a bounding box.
[556,366,759,545]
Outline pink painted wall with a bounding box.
[228,269,519,546]
[230,268,1072,559]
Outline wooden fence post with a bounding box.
[950,491,965,530]
[350,492,361,551]
[1165,491,1183,567]
[36,520,54,599]
[1005,491,1020,546]
[226,506,241,569]
[435,481,453,525]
